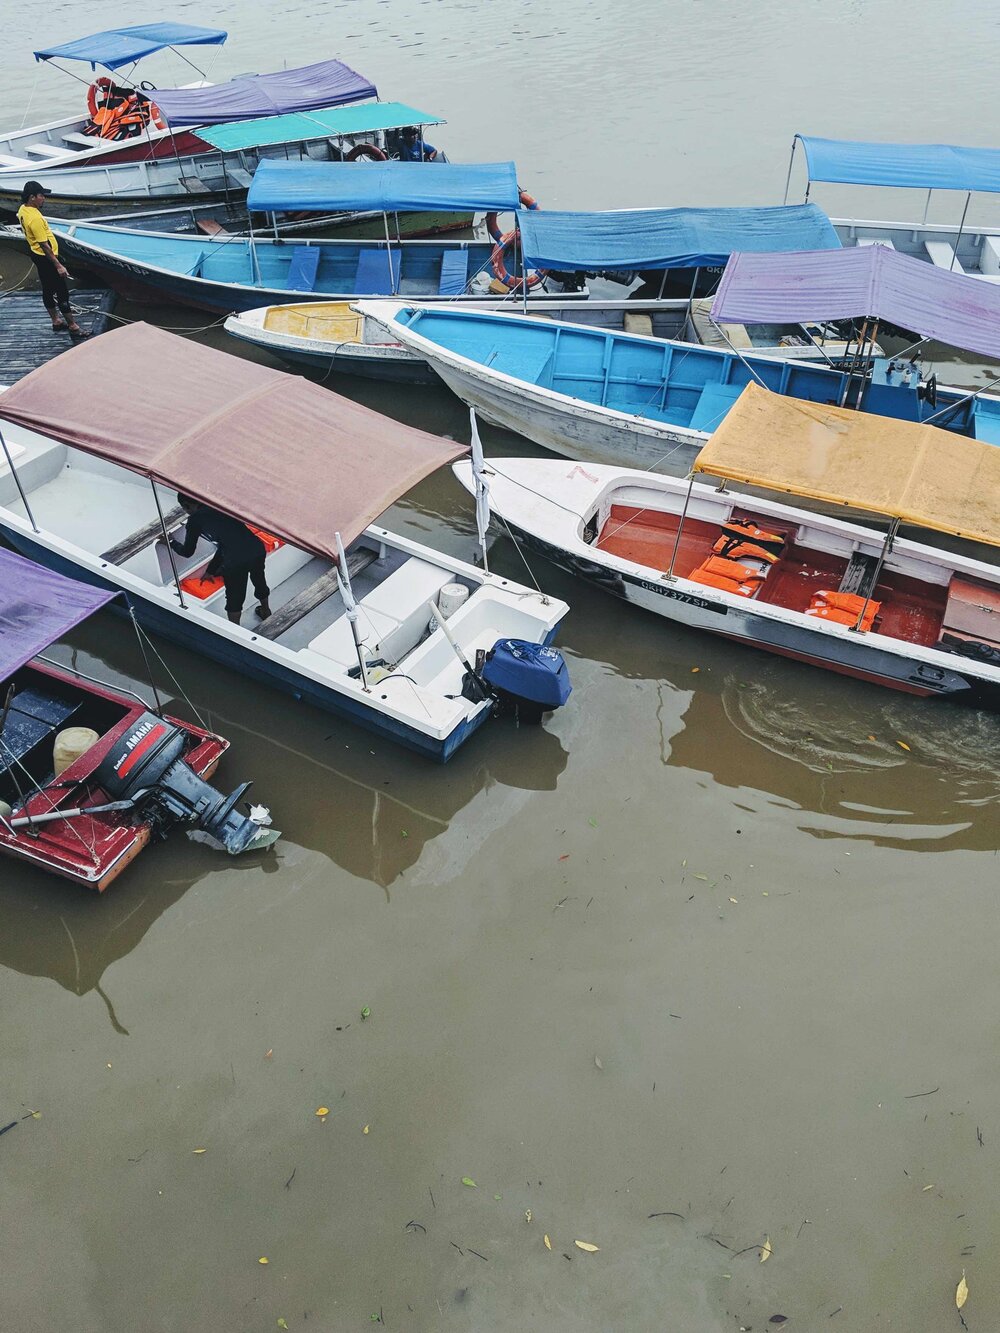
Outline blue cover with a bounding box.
[247,159,520,213]
[798,136,1000,194]
[200,102,444,154]
[152,59,377,128]
[516,204,840,271]
[34,23,227,71]
[482,641,572,709]
[0,547,116,680]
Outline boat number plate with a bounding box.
[636,578,727,614]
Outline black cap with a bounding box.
[21,180,48,203]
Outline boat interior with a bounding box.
[0,109,176,170]
[834,220,1000,282]
[586,483,1000,659]
[0,430,548,706]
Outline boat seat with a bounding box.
[0,686,80,782]
[857,237,896,249]
[925,241,966,274]
[225,167,253,189]
[23,143,76,160]
[490,345,553,384]
[180,176,211,195]
[308,557,454,667]
[62,132,100,148]
[286,246,320,292]
[981,235,1000,278]
[195,219,230,237]
[971,403,1000,444]
[0,154,27,168]
[689,381,745,432]
[355,248,399,295]
[199,248,254,284]
[438,249,469,295]
[838,550,880,598]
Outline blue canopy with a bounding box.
[797,135,1000,194]
[0,548,117,681]
[247,159,520,214]
[200,102,444,155]
[34,23,227,72]
[517,204,841,271]
[152,59,377,128]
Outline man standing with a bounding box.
[170,495,273,625]
[16,182,87,338]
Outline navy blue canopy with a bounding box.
[517,204,840,271]
[247,159,521,213]
[0,548,117,681]
[34,23,228,72]
[798,136,1000,194]
[152,59,377,127]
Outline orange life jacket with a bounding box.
[688,554,764,598]
[715,518,787,562]
[806,590,880,631]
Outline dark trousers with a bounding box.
[30,251,71,315]
[223,556,269,616]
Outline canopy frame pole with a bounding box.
[517,214,529,314]
[850,517,898,633]
[853,319,880,411]
[687,266,700,319]
[336,531,371,693]
[246,210,261,287]
[0,427,39,534]
[951,191,972,271]
[664,475,696,583]
[657,270,668,300]
[922,188,932,224]
[382,212,398,296]
[782,136,798,206]
[151,479,187,610]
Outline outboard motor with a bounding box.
[95,712,277,854]
[481,640,572,724]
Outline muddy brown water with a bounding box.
[2,3,1000,1329]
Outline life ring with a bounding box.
[485,188,539,245]
[87,76,115,117]
[490,228,547,293]
[345,143,388,162]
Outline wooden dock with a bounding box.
[0,287,116,382]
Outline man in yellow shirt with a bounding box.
[17,181,86,338]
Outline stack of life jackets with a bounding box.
[806,590,880,632]
[688,518,787,598]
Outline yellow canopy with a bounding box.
[692,381,1000,548]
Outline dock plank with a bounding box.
[0,287,116,383]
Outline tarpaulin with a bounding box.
[247,159,519,213]
[0,547,116,679]
[34,23,227,71]
[152,59,377,128]
[200,101,443,154]
[797,135,1000,194]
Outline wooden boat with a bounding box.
[454,384,1000,706]
[0,547,277,889]
[0,24,230,173]
[787,136,1000,282]
[359,301,1000,473]
[0,325,570,762]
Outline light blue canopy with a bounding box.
[34,23,228,72]
[247,159,520,213]
[797,135,1000,194]
[517,203,840,271]
[200,102,444,155]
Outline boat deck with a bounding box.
[596,504,949,647]
[0,288,115,382]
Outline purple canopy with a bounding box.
[0,548,116,681]
[711,245,1000,363]
[152,58,377,128]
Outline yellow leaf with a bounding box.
[315,1107,329,1117]
[896,740,911,752]
[30,1110,41,1119]
[691,667,700,673]
[277,1322,289,1330]
[524,1209,532,1223]
[362,1124,370,1134]
[866,734,876,742]
[729,897,738,904]
[258,1257,269,1265]
[575,1240,599,1252]
[957,1270,969,1310]
[544,1234,552,1250]
[265,1049,273,1059]
[922,1183,935,1191]
[760,1236,772,1263]
[193,1148,207,1155]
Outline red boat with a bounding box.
[0,549,276,890]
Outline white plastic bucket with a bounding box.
[438,583,469,619]
[53,727,99,777]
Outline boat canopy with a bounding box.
[0,324,467,563]
[712,245,1000,363]
[692,382,1000,548]
[200,101,444,154]
[152,59,377,128]
[0,547,117,681]
[796,135,1000,194]
[516,204,840,271]
[34,23,228,71]
[246,159,520,213]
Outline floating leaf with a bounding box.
[192,1147,207,1155]
[363,1124,370,1134]
[760,1236,772,1263]
[277,1321,288,1330]
[957,1270,969,1310]
[694,874,708,881]
[922,1183,934,1191]
[315,1107,329,1117]
[594,1056,603,1070]
[575,1240,599,1252]
[461,1177,477,1188]
[866,734,876,742]
[265,1049,273,1059]
[691,667,700,673]
[729,897,738,904]
[897,740,911,752]
[525,1209,532,1223]
[558,854,570,862]
[258,1256,269,1265]
[361,1006,371,1020]
[30,1110,41,1120]
[588,818,598,828]
[769,1318,788,1326]
[544,1234,552,1250]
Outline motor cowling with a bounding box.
[95,712,275,855]
[482,640,572,723]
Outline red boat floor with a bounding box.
[597,504,947,647]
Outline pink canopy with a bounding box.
[0,324,467,561]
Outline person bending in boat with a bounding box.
[16,182,87,339]
[170,496,273,626]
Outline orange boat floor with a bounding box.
[596,504,947,647]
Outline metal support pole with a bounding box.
[851,518,898,633]
[247,211,261,287]
[853,319,880,411]
[0,426,39,533]
[922,188,932,224]
[950,191,972,271]
[151,479,187,609]
[664,475,696,582]
[382,212,398,295]
[782,136,798,206]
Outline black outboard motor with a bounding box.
[95,712,275,855]
[481,640,572,724]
